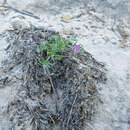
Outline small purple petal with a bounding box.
[72,45,80,55]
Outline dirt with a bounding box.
[0,0,130,130]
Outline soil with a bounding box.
[0,0,130,130]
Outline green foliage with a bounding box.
[71,35,78,45]
[79,45,85,55]
[39,57,52,68]
[38,36,70,68]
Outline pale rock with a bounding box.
[61,29,74,35]
[61,16,71,23]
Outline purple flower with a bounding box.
[72,45,80,55]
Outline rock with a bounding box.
[61,16,71,23]
[120,41,130,48]
[61,29,74,35]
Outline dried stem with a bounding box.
[46,67,58,112]
[66,94,77,129]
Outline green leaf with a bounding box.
[79,47,85,55]
[49,37,56,42]
[47,43,56,48]
[38,36,72,68]
[64,40,71,46]
[39,57,52,68]
[38,44,47,52]
[47,51,56,56]
[54,55,64,60]
[39,56,50,65]
[71,35,77,45]
[42,62,52,68]
[56,36,62,45]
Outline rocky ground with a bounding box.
[0,0,130,130]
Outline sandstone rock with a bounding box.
[61,15,71,23]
